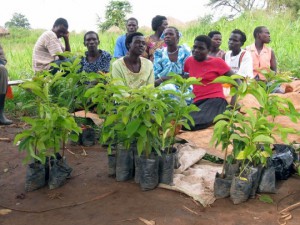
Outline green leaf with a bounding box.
[137,125,148,137]
[104,114,119,126]
[236,151,246,160]
[259,195,273,204]
[210,76,238,86]
[126,118,141,137]
[252,135,274,144]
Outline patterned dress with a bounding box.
[153,44,193,104]
[79,50,112,73]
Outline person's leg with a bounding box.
[185,98,228,131]
[0,65,12,125]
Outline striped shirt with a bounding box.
[32,30,65,72]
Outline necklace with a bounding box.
[167,48,179,54]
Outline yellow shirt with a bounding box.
[112,57,154,89]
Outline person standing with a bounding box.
[32,18,71,74]
[79,31,112,73]
[0,43,12,125]
[142,15,168,62]
[112,32,154,89]
[245,26,277,81]
[113,18,139,59]
[208,31,225,59]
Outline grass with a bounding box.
[1,10,300,114]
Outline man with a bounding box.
[208,31,225,58]
[246,26,277,80]
[113,17,139,59]
[32,18,71,74]
[224,29,253,78]
[0,44,12,125]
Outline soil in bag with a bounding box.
[214,172,232,199]
[258,166,276,193]
[230,176,252,204]
[48,155,73,190]
[139,156,159,191]
[108,153,116,177]
[116,147,134,181]
[159,151,175,185]
[25,162,46,192]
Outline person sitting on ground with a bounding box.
[208,31,225,59]
[153,26,192,103]
[113,18,139,59]
[79,31,112,74]
[224,29,253,78]
[142,15,168,62]
[112,32,154,89]
[0,43,13,125]
[245,26,277,81]
[184,35,236,131]
[245,26,288,93]
[32,18,71,74]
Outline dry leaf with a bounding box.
[0,209,12,216]
[138,217,156,225]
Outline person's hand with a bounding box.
[63,32,69,41]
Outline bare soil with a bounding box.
[0,123,299,225]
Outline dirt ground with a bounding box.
[0,124,300,225]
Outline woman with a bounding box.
[79,31,112,73]
[142,15,168,62]
[112,32,154,89]
[184,35,235,130]
[153,26,192,103]
[207,31,225,59]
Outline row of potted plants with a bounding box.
[211,72,300,204]
[85,73,200,190]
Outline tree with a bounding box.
[97,0,132,32]
[207,0,267,16]
[5,13,31,29]
[267,0,300,15]
[208,0,300,17]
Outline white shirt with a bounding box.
[225,50,253,78]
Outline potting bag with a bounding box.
[48,158,72,189]
[271,144,295,180]
[25,162,46,192]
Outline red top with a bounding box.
[184,56,231,103]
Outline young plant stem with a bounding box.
[62,140,65,157]
[239,160,251,178]
[220,88,241,178]
[221,147,229,179]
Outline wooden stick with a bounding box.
[0,191,115,213]
[0,138,10,142]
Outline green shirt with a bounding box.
[112,57,154,89]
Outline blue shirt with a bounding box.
[113,34,128,58]
[153,44,193,104]
[153,44,191,79]
[79,50,112,73]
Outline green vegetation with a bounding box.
[1,10,300,114]
[97,0,132,32]
[5,12,31,29]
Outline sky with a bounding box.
[0,0,214,32]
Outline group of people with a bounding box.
[0,16,278,131]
